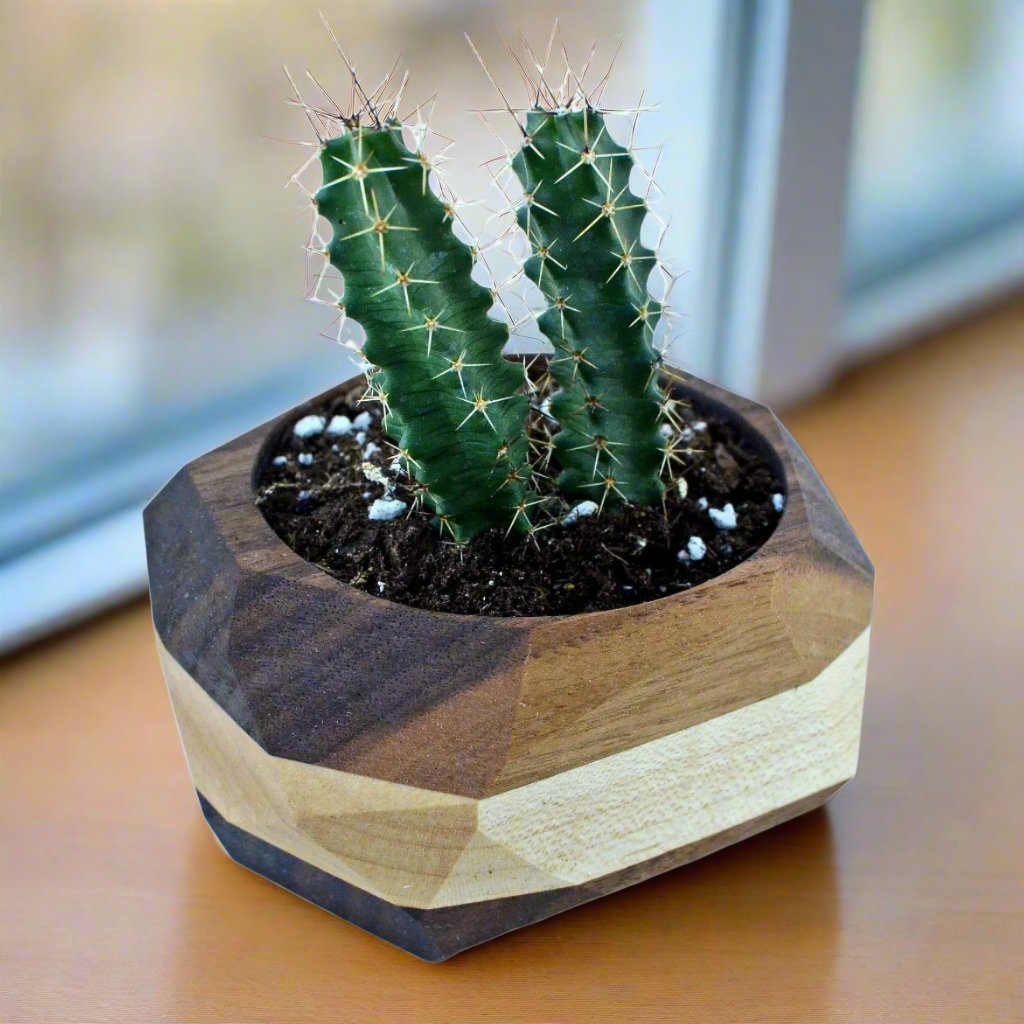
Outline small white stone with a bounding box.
[687,535,707,560]
[692,420,707,432]
[272,455,288,466]
[326,415,353,435]
[697,496,708,511]
[659,422,674,438]
[708,502,737,530]
[772,492,785,512]
[297,452,314,466]
[363,442,381,458]
[293,414,326,438]
[562,500,599,524]
[676,477,688,498]
[368,497,407,521]
[377,580,386,594]
[353,411,373,430]
[361,461,391,488]
[679,426,695,443]
[355,431,367,445]
[297,490,312,502]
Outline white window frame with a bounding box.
[651,0,866,407]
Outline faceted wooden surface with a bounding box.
[142,368,872,958]
[3,300,1022,1016]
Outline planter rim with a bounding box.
[232,363,797,627]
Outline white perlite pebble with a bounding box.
[368,497,407,521]
[297,490,312,502]
[293,414,326,438]
[772,492,785,512]
[361,461,391,488]
[363,442,381,458]
[676,477,688,498]
[326,415,353,435]
[562,500,599,524]
[355,431,367,445]
[691,420,708,432]
[697,496,708,510]
[352,411,372,430]
[678,535,706,561]
[659,422,674,438]
[297,452,314,466]
[709,502,737,530]
[272,455,288,466]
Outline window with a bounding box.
[0,0,720,647]
[843,0,1024,349]
[3,0,1020,650]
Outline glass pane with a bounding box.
[845,0,1024,291]
[1,0,715,566]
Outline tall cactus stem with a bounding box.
[509,106,666,507]
[316,122,532,541]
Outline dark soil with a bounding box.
[255,362,785,616]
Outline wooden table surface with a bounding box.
[3,300,1023,1023]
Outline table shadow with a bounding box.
[168,798,840,1018]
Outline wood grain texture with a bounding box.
[198,782,845,963]
[3,298,1022,1019]
[141,366,873,957]
[144,369,872,800]
[160,629,867,916]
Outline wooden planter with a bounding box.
[144,368,873,961]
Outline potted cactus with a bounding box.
[145,29,873,962]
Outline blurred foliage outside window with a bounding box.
[845,0,1024,290]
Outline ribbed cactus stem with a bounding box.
[316,123,532,541]
[510,107,665,508]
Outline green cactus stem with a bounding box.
[315,122,533,542]
[510,106,666,509]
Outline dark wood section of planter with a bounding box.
[145,368,873,798]
[198,782,842,962]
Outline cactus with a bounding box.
[288,26,681,539]
[508,105,666,509]
[313,117,534,542]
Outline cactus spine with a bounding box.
[315,122,533,541]
[510,106,666,509]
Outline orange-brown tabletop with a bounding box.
[3,303,1022,1023]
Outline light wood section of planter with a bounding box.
[159,627,869,911]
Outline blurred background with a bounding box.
[2,0,1023,650]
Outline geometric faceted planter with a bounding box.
[144,368,873,961]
